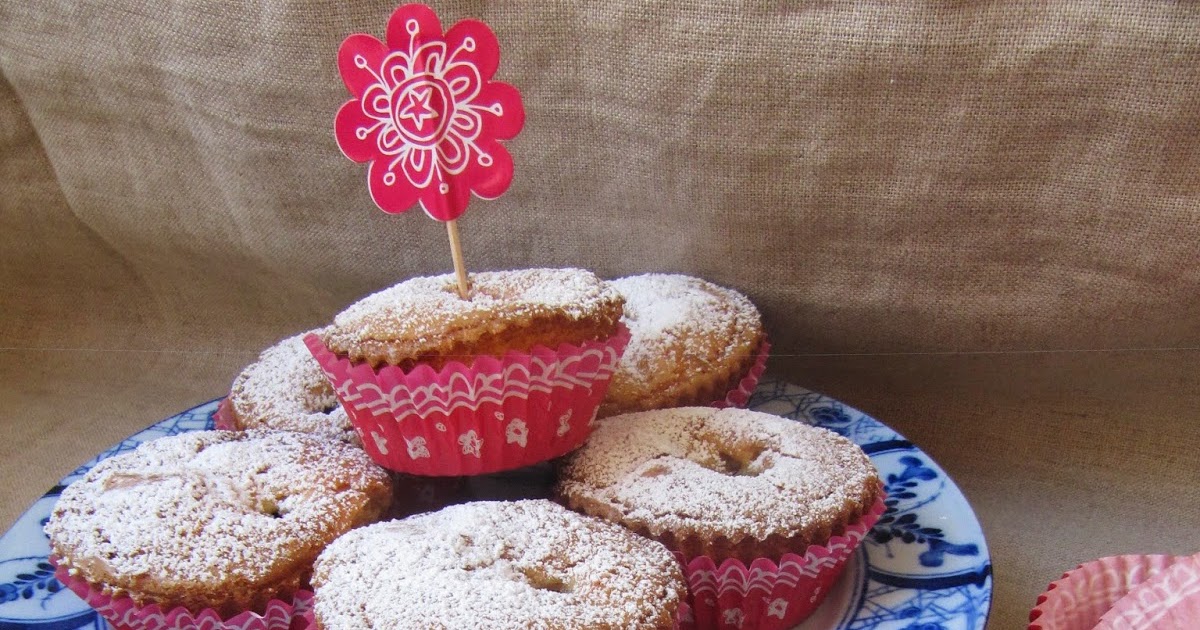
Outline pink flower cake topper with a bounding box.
[335,3,525,222]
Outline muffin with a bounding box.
[556,407,884,628]
[46,430,392,627]
[305,268,631,476]
[600,274,767,418]
[311,500,687,629]
[219,331,356,443]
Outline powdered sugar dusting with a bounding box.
[46,431,391,596]
[228,332,355,442]
[619,272,758,381]
[322,268,623,355]
[558,407,880,542]
[604,274,763,417]
[313,500,685,629]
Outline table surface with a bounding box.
[3,345,1197,630]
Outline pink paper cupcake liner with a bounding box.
[53,559,311,630]
[676,494,886,630]
[1095,552,1200,630]
[1028,554,1181,630]
[712,339,770,409]
[213,397,237,431]
[673,601,693,630]
[304,326,630,476]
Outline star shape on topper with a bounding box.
[397,86,440,129]
[334,3,525,222]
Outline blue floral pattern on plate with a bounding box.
[0,379,991,629]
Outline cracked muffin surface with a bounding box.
[556,407,882,562]
[46,430,392,616]
[311,500,685,629]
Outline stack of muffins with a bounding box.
[47,269,883,630]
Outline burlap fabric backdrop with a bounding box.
[2,2,1199,628]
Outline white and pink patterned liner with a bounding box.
[677,494,886,630]
[304,326,630,476]
[1095,553,1200,629]
[53,560,311,630]
[1028,554,1181,630]
[712,340,770,409]
[1029,552,1200,630]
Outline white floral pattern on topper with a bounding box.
[358,33,487,190]
[556,411,572,437]
[334,3,525,221]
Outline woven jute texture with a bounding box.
[2,1,1199,354]
[2,2,1200,629]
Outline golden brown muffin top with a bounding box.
[312,500,686,630]
[557,407,881,561]
[46,430,392,616]
[319,268,624,368]
[228,332,356,443]
[601,274,763,417]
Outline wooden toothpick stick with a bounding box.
[446,219,470,299]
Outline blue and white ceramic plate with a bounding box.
[0,379,991,629]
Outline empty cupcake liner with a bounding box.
[1028,554,1182,630]
[304,327,630,476]
[677,494,886,630]
[1095,552,1200,630]
[53,560,311,630]
[713,339,770,409]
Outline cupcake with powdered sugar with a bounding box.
[557,406,884,629]
[305,268,630,477]
[45,430,392,630]
[218,331,356,443]
[310,500,687,629]
[600,274,767,418]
